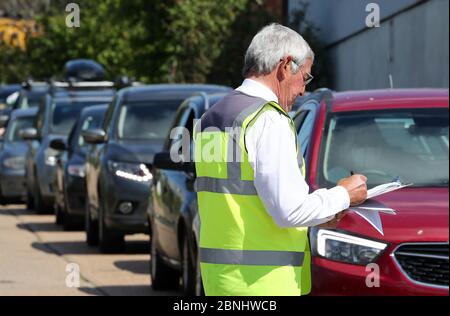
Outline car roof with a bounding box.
[119,84,231,102]
[331,89,449,112]
[52,89,116,99]
[184,92,228,113]
[23,87,49,97]
[10,107,39,119]
[51,89,115,104]
[79,104,109,116]
[0,84,21,96]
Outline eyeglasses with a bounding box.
[291,59,314,86]
[281,58,314,86]
[301,69,314,86]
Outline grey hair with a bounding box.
[242,23,315,77]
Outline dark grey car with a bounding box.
[83,84,231,253]
[23,88,115,213]
[52,104,108,230]
[0,108,38,204]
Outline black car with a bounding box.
[51,104,109,230]
[83,84,231,253]
[150,92,227,295]
[0,108,38,204]
[22,87,115,213]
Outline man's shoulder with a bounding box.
[200,91,268,131]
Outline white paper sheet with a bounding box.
[367,181,413,199]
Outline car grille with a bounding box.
[394,244,449,288]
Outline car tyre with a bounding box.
[55,204,64,225]
[194,243,205,296]
[85,198,99,246]
[181,234,196,296]
[33,174,51,214]
[98,203,124,253]
[150,221,180,291]
[26,185,34,210]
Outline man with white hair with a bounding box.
[194,23,367,296]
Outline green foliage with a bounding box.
[0,0,327,88]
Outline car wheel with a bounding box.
[150,221,180,291]
[26,186,34,210]
[63,211,80,231]
[55,204,64,225]
[194,244,205,296]
[85,198,98,246]
[33,179,46,214]
[98,203,124,253]
[181,234,196,296]
[0,186,6,205]
[32,175,51,214]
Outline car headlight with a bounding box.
[67,164,85,178]
[45,155,57,166]
[44,149,58,166]
[108,161,152,182]
[310,228,388,265]
[3,156,25,169]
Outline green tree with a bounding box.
[1,0,327,88]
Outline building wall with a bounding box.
[289,0,449,91]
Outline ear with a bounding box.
[276,58,292,81]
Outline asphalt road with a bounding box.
[0,204,180,296]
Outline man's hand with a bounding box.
[338,174,368,206]
[317,211,348,229]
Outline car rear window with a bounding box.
[319,108,449,187]
[116,100,182,141]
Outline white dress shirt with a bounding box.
[236,79,350,227]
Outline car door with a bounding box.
[26,96,46,190]
[293,99,320,179]
[153,104,192,259]
[87,99,115,215]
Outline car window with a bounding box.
[294,100,319,158]
[19,92,44,109]
[50,100,106,135]
[167,106,194,164]
[78,114,103,147]
[34,97,47,131]
[5,116,34,142]
[102,97,117,133]
[319,108,449,187]
[115,99,182,141]
[168,105,191,149]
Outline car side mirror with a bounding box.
[0,115,9,128]
[153,151,193,172]
[49,138,67,151]
[20,127,39,141]
[81,128,107,144]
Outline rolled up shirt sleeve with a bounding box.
[245,110,350,228]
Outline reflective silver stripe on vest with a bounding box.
[200,248,305,266]
[195,177,257,195]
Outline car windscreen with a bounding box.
[116,100,182,141]
[318,108,449,187]
[5,116,34,142]
[51,100,107,135]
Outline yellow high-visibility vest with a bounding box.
[194,91,310,296]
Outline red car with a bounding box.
[292,88,449,296]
